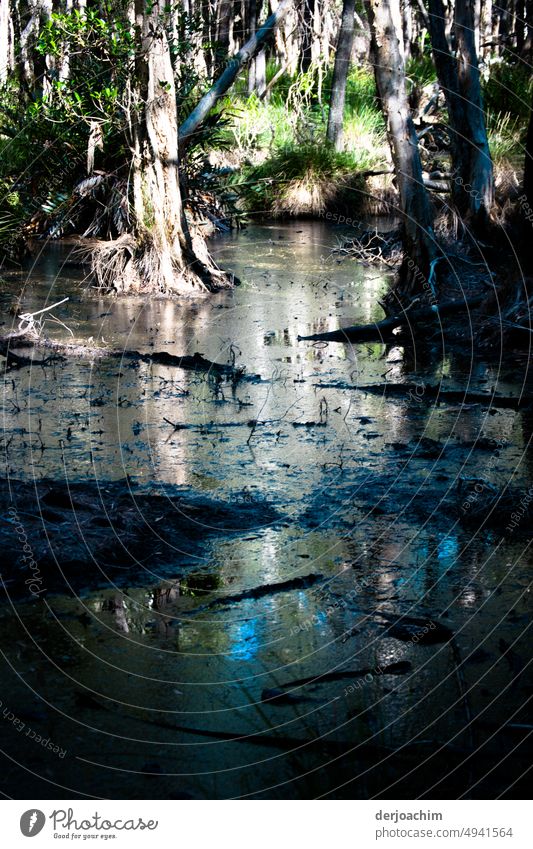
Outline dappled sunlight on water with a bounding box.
[0,222,531,798]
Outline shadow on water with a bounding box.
[0,222,531,798]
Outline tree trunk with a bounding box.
[524,90,533,210]
[523,0,533,58]
[326,0,356,151]
[427,0,494,227]
[480,0,493,60]
[92,0,232,294]
[427,0,469,211]
[215,0,233,74]
[0,0,15,83]
[366,0,439,292]
[247,0,257,93]
[300,0,315,71]
[454,0,494,228]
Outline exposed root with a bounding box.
[88,234,236,295]
[338,227,403,267]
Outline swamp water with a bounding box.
[0,221,531,798]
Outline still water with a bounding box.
[0,222,531,798]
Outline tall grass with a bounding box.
[487,111,525,162]
[215,63,387,216]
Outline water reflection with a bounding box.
[1,222,532,798]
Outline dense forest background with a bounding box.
[0,0,532,305]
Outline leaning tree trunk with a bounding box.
[92,0,232,295]
[366,0,439,293]
[454,0,494,229]
[179,0,293,146]
[326,0,356,151]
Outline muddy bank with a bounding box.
[0,477,280,596]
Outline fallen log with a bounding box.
[297,295,486,343]
[0,330,251,380]
[313,380,531,410]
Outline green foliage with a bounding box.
[406,54,437,91]
[483,63,531,161]
[228,141,377,216]
[344,66,379,113]
[483,62,533,124]
[487,111,525,161]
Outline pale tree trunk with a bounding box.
[92,0,232,294]
[249,0,267,99]
[401,0,413,61]
[326,0,356,150]
[524,0,533,58]
[366,0,439,292]
[19,1,41,88]
[0,0,15,82]
[247,0,258,93]
[473,0,482,52]
[480,0,493,60]
[454,0,494,228]
[59,0,74,81]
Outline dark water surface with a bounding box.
[0,222,531,798]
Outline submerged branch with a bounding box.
[298,295,486,343]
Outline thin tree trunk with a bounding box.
[215,0,233,74]
[366,0,438,292]
[454,0,494,227]
[480,0,493,60]
[247,0,257,93]
[300,0,315,71]
[326,0,356,150]
[0,0,15,82]
[524,91,533,210]
[523,0,533,58]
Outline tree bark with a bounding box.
[215,0,233,74]
[91,0,232,294]
[300,0,315,72]
[326,0,356,151]
[427,0,468,210]
[366,0,439,292]
[427,0,494,228]
[0,0,15,83]
[454,0,494,228]
[524,90,533,210]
